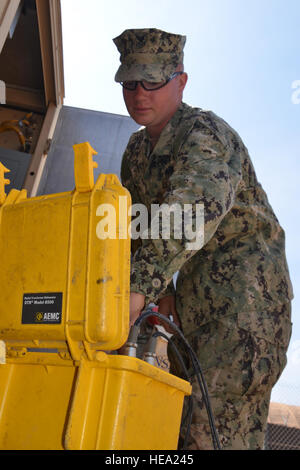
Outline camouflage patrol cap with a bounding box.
[113,28,186,83]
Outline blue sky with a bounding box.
[61,0,300,405]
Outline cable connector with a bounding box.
[142,334,158,366]
[118,325,140,357]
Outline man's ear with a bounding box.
[179,72,188,92]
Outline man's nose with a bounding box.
[134,82,148,96]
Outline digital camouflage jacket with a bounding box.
[121,102,293,346]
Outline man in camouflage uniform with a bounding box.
[113,28,293,450]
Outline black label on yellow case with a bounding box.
[22,293,63,324]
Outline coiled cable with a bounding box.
[152,330,194,450]
[135,308,221,450]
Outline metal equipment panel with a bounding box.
[37,106,139,195]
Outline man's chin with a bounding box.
[132,117,151,127]
[130,109,153,125]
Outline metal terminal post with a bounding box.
[142,334,158,366]
[118,325,140,357]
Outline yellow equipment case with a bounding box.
[0,143,191,450]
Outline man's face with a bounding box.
[122,69,188,136]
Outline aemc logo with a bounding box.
[0,80,5,104]
[35,312,43,322]
[43,312,60,322]
[35,312,60,322]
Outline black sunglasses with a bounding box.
[121,72,184,91]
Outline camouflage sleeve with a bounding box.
[121,135,176,299]
[121,139,142,256]
[157,278,176,299]
[120,136,138,203]
[130,121,243,305]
